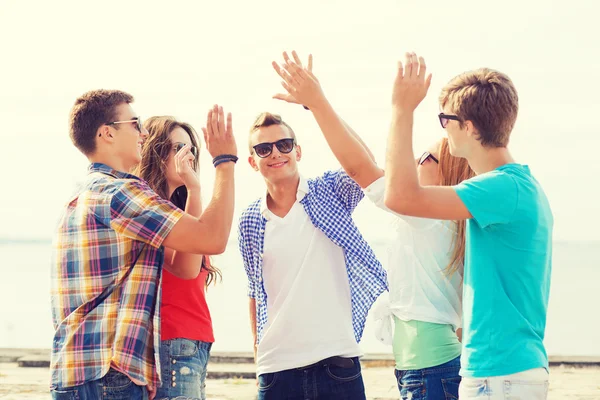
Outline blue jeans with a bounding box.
[257,356,365,400]
[395,355,461,400]
[50,368,149,399]
[155,338,212,400]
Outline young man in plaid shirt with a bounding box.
[50,91,237,399]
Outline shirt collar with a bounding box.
[260,175,310,220]
[88,162,140,181]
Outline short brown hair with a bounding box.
[69,89,134,155]
[439,68,518,148]
[248,112,296,152]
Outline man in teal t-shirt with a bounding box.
[454,164,552,377]
[383,52,552,399]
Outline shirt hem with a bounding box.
[460,360,549,378]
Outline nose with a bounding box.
[140,127,149,139]
[269,143,283,158]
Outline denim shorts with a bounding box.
[155,338,212,400]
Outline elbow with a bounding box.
[384,190,416,215]
[201,237,228,255]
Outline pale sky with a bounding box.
[0,0,598,242]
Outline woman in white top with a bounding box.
[367,138,474,400]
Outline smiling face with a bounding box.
[248,124,302,185]
[109,103,148,170]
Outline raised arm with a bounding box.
[163,104,238,253]
[384,53,471,220]
[272,51,383,188]
[162,143,205,279]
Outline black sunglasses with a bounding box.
[418,151,439,165]
[106,117,143,132]
[252,138,295,158]
[438,113,461,128]
[174,142,198,158]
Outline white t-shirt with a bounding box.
[364,177,463,344]
[256,177,362,375]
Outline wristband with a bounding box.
[213,154,238,167]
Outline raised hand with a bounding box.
[174,143,200,191]
[272,51,326,110]
[201,104,237,160]
[392,52,432,112]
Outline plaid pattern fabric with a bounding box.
[50,163,184,389]
[238,169,388,344]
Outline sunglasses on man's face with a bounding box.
[252,138,295,158]
[106,117,143,132]
[418,151,439,165]
[174,142,198,158]
[438,113,461,129]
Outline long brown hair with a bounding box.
[437,138,475,276]
[134,116,221,287]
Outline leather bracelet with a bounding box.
[213,154,238,162]
[213,154,238,167]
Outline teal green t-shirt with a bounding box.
[454,164,553,378]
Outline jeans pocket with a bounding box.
[503,379,549,400]
[50,388,79,400]
[258,372,278,391]
[325,363,362,383]
[459,378,487,399]
[441,376,461,400]
[170,338,199,357]
[103,369,134,391]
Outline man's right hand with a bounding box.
[201,104,237,159]
[272,51,327,111]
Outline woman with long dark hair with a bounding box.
[134,116,221,400]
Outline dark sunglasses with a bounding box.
[438,113,461,128]
[106,117,143,132]
[252,138,295,158]
[174,142,198,158]
[418,151,439,165]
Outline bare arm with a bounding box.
[384,53,471,220]
[163,163,235,254]
[310,101,383,188]
[272,51,383,188]
[163,188,203,279]
[249,298,257,361]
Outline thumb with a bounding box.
[273,93,298,104]
[425,73,433,91]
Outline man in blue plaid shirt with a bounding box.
[238,86,388,398]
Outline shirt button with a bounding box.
[172,382,177,387]
[172,376,176,381]
[172,371,176,375]
[172,360,177,364]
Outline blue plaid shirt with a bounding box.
[238,170,388,344]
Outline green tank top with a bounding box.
[393,316,461,370]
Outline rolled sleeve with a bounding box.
[324,169,364,213]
